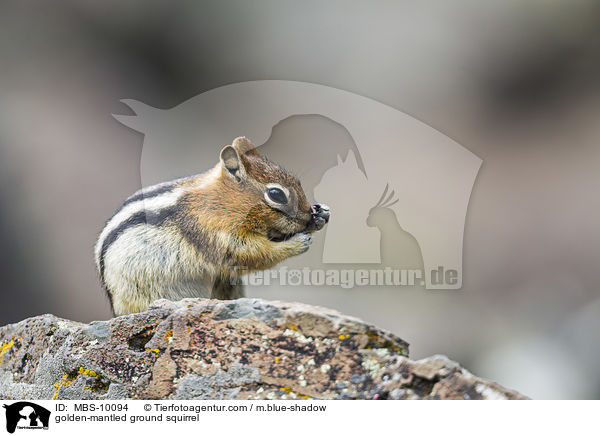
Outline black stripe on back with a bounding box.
[118,183,177,211]
[99,205,178,284]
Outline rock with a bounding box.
[0,298,526,400]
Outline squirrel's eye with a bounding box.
[267,187,288,204]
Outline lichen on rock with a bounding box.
[0,298,526,400]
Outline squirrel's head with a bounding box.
[217,137,329,241]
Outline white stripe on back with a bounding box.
[94,187,185,264]
[94,166,221,268]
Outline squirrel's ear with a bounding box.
[220,145,247,182]
[232,136,260,157]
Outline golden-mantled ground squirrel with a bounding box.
[95,137,330,316]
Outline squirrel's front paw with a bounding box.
[289,232,312,254]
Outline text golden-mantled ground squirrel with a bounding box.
[95,137,330,316]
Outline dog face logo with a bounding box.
[3,402,50,433]
[114,80,482,289]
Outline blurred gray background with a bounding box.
[1,0,599,399]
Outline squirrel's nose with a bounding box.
[311,203,330,223]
